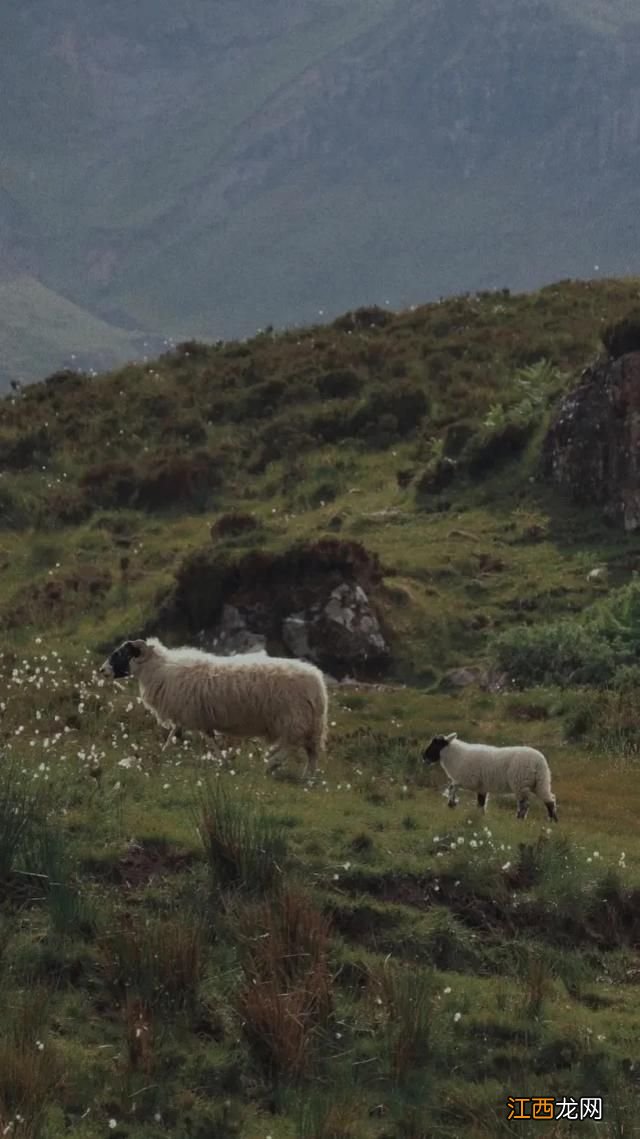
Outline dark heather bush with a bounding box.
[135,449,225,512]
[601,311,640,360]
[211,512,260,539]
[80,460,140,510]
[0,428,52,470]
[352,381,429,437]
[461,419,533,474]
[316,369,363,399]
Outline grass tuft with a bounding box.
[196,777,289,895]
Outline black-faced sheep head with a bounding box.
[422,732,457,764]
[99,639,149,679]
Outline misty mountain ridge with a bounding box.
[3,0,640,387]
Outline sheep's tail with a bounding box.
[534,756,558,821]
[315,681,329,755]
[303,679,329,775]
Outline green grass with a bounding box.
[1,282,640,1133]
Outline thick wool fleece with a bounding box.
[134,639,328,767]
[440,739,554,802]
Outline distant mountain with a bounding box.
[3,0,640,386]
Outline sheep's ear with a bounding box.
[445,732,458,742]
[127,639,147,658]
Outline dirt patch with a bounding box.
[85,839,197,890]
[334,869,640,951]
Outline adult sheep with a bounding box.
[99,638,328,778]
[422,732,558,821]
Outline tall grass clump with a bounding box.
[0,987,65,1138]
[21,823,97,940]
[370,962,434,1087]
[99,906,205,1015]
[0,756,46,881]
[291,1084,365,1139]
[513,835,595,931]
[196,777,288,895]
[234,886,334,1081]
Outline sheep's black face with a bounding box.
[422,735,449,764]
[99,640,141,679]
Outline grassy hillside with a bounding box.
[1,280,640,1136]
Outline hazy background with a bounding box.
[2,0,640,388]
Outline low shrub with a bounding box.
[461,418,533,474]
[333,305,394,331]
[351,380,429,440]
[135,448,225,512]
[0,427,53,470]
[564,688,640,757]
[211,511,260,539]
[316,368,363,399]
[79,459,139,509]
[491,620,617,688]
[601,310,640,359]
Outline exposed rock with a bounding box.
[543,351,640,530]
[156,537,390,678]
[309,582,390,674]
[440,665,508,693]
[282,613,311,659]
[198,604,266,656]
[440,666,485,690]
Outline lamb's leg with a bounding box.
[447,783,459,809]
[516,795,530,820]
[477,792,488,812]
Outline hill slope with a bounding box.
[4,1,640,383]
[1,280,640,1135]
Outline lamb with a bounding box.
[422,732,558,821]
[98,638,328,777]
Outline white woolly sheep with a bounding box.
[99,638,328,777]
[422,732,558,821]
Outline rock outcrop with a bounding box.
[157,538,391,678]
[543,351,640,531]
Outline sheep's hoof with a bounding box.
[447,799,459,809]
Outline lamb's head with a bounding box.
[422,732,457,765]
[99,639,150,679]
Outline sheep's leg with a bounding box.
[545,798,558,823]
[265,743,287,774]
[302,743,320,780]
[447,783,459,809]
[516,795,530,820]
[477,792,488,812]
[204,730,225,761]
